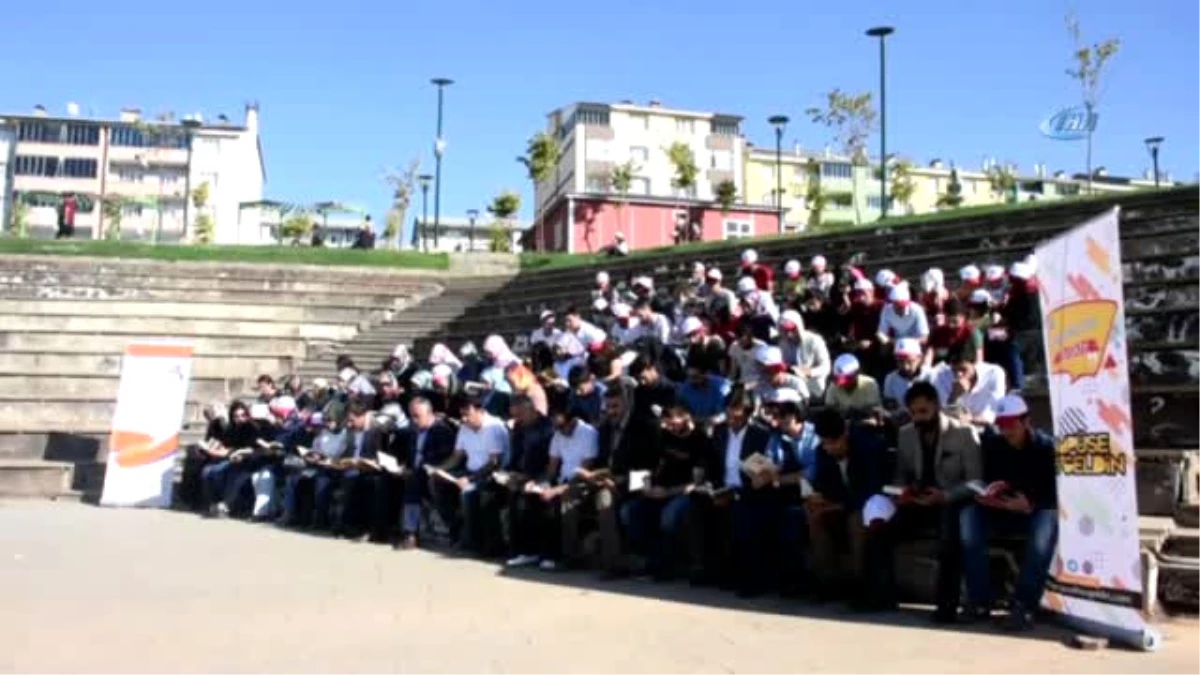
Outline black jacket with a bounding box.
[508,415,554,478]
[811,426,887,511]
[398,420,458,467]
[708,421,772,488]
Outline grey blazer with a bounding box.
[895,413,983,502]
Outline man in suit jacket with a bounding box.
[891,381,984,623]
[690,389,771,587]
[315,400,392,541]
[808,408,890,609]
[396,396,458,549]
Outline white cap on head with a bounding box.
[922,268,945,292]
[833,353,860,378]
[889,283,912,303]
[960,264,981,282]
[338,367,357,383]
[736,276,758,295]
[596,271,610,285]
[811,254,827,270]
[431,363,453,382]
[741,249,758,265]
[392,344,410,360]
[311,377,329,390]
[756,345,784,367]
[633,275,654,290]
[693,261,706,273]
[853,278,874,293]
[539,309,555,322]
[895,337,923,357]
[483,334,508,357]
[969,289,992,305]
[612,302,631,319]
[706,268,723,281]
[592,297,610,313]
[1009,261,1035,280]
[615,232,625,240]
[768,387,802,404]
[780,309,803,331]
[875,269,897,287]
[784,259,801,278]
[682,316,704,335]
[985,264,1005,282]
[996,393,1030,421]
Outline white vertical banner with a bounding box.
[99,342,194,508]
[1035,207,1160,650]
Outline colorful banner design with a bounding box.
[99,342,194,508]
[1035,207,1160,650]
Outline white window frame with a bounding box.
[723,219,752,240]
[629,146,649,163]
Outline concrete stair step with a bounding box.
[0,281,417,308]
[0,400,204,432]
[1,315,358,341]
[0,374,241,402]
[0,333,308,360]
[0,429,206,462]
[0,459,73,498]
[0,352,295,380]
[0,298,391,325]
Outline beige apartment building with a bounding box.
[0,103,265,243]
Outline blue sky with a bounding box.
[2,0,1196,237]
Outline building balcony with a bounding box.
[106,145,188,167]
[12,175,100,195]
[14,141,103,159]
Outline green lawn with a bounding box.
[0,238,450,270]
[518,191,1142,271]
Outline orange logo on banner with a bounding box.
[1045,300,1118,382]
[109,430,180,468]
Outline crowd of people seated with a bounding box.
[180,246,1057,633]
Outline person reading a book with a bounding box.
[276,412,344,529]
[932,346,1007,427]
[824,354,883,423]
[892,381,985,624]
[436,395,509,553]
[200,401,264,518]
[325,401,392,541]
[619,401,708,581]
[483,395,553,559]
[808,408,891,610]
[675,354,731,429]
[691,389,770,588]
[506,405,599,570]
[962,393,1058,631]
[395,396,458,550]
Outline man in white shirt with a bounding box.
[932,348,1007,426]
[778,309,831,400]
[506,406,599,570]
[440,396,510,553]
[530,310,562,346]
[609,303,641,346]
[756,344,809,402]
[737,277,780,327]
[564,305,608,348]
[727,323,767,390]
[877,283,930,345]
[631,297,672,345]
[883,337,935,410]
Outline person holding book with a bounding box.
[276,411,344,528]
[732,392,817,597]
[434,395,510,553]
[394,396,458,550]
[963,393,1058,631]
[808,408,891,610]
[891,381,985,624]
[619,401,709,581]
[932,346,1007,428]
[691,389,770,588]
[325,401,391,541]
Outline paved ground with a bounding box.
[0,500,1195,674]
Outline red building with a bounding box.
[525,193,783,253]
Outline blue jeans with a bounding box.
[620,494,690,575]
[200,460,233,507]
[962,507,1058,610]
[732,492,808,594]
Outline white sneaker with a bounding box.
[506,554,540,568]
[538,559,559,571]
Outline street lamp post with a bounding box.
[1144,136,1164,188]
[466,208,479,252]
[180,117,202,241]
[768,115,789,232]
[430,77,454,249]
[866,25,895,219]
[418,174,433,252]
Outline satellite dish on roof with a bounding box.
[66,102,80,117]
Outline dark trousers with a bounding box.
[558,483,626,571]
[477,482,516,557]
[331,470,390,537]
[620,493,690,577]
[179,447,214,510]
[509,492,563,560]
[962,507,1058,611]
[808,506,894,602]
[688,491,736,583]
[890,502,974,613]
[731,490,808,594]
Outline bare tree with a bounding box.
[1066,12,1120,195]
[382,158,421,249]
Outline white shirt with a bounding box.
[610,319,642,346]
[724,426,747,488]
[530,327,562,346]
[746,293,780,323]
[631,313,672,345]
[728,339,767,389]
[882,366,934,406]
[781,330,831,397]
[932,362,1007,423]
[550,420,599,482]
[877,303,930,341]
[455,414,510,472]
[570,320,607,348]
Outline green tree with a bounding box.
[804,159,826,229]
[889,160,916,215]
[610,160,636,235]
[193,214,214,243]
[382,158,420,249]
[191,181,210,210]
[9,201,30,238]
[665,142,699,196]
[714,179,737,212]
[937,168,965,209]
[101,196,126,240]
[806,89,876,225]
[487,190,521,252]
[519,132,561,252]
[986,164,1018,203]
[280,213,314,243]
[1066,12,1119,195]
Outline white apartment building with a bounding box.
[534,100,747,215]
[0,103,265,243]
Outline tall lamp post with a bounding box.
[466,208,480,252]
[430,77,454,249]
[418,173,433,252]
[1144,136,1164,188]
[866,25,894,218]
[768,115,789,232]
[180,117,202,241]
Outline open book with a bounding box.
[256,439,285,452]
[966,480,1011,498]
[424,465,462,486]
[628,470,650,492]
[491,471,511,487]
[377,451,404,475]
[740,453,777,477]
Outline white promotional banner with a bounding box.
[99,342,194,508]
[1035,207,1160,650]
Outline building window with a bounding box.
[630,177,650,195]
[821,162,853,179]
[585,175,609,192]
[711,150,732,171]
[630,146,649,163]
[577,108,610,126]
[712,120,739,136]
[1055,183,1081,196]
[122,204,144,218]
[110,125,189,149]
[866,195,893,210]
[13,155,94,178]
[723,220,752,240]
[114,166,144,182]
[18,121,58,143]
[761,193,774,206]
[66,124,100,145]
[627,113,650,130]
[61,158,98,178]
[675,118,694,134]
